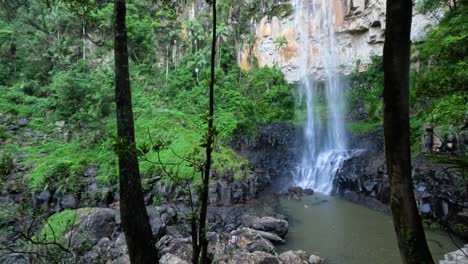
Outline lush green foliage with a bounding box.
[269,3,294,19]
[346,121,381,135]
[412,2,467,133]
[0,0,295,196]
[348,56,384,125]
[37,208,95,242]
[0,153,14,178]
[161,48,294,140]
[348,3,467,149]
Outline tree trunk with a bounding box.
[82,26,86,62]
[113,1,158,263]
[10,43,16,77]
[191,216,200,264]
[383,0,434,263]
[199,0,217,263]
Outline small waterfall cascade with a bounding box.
[292,0,350,194]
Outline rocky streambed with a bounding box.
[1,123,466,263]
[1,201,324,264]
[333,129,468,240]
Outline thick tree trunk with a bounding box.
[113,1,158,263]
[199,0,217,263]
[383,0,434,263]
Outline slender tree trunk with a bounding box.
[217,36,221,68]
[166,45,169,82]
[113,1,158,263]
[199,0,217,263]
[10,43,16,77]
[383,0,434,263]
[82,26,86,61]
[191,216,200,264]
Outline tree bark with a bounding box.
[199,0,217,263]
[113,1,158,263]
[383,0,434,263]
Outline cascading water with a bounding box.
[293,0,351,194]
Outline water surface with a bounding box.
[278,193,461,263]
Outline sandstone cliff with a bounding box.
[238,0,438,81]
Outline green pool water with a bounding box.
[277,193,462,264]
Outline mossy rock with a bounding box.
[36,208,96,242]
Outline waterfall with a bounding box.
[293,0,350,194]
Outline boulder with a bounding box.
[146,207,166,240]
[240,215,288,237]
[160,253,190,264]
[309,254,324,264]
[250,229,285,244]
[251,251,280,264]
[303,189,314,196]
[60,194,78,210]
[288,187,304,196]
[227,250,280,264]
[287,187,314,200]
[156,235,192,263]
[85,209,116,243]
[95,237,113,259]
[81,250,100,263]
[230,228,284,246]
[246,238,275,254]
[111,233,129,258]
[32,190,52,210]
[279,250,308,264]
[159,205,177,225]
[80,234,129,263]
[71,208,117,247]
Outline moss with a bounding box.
[346,121,381,135]
[136,109,248,181]
[36,208,95,242]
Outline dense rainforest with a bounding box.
[0,0,466,263]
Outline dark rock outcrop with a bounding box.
[232,123,300,192]
[334,129,467,224]
[71,208,117,248]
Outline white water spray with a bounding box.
[293,0,350,194]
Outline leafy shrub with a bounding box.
[48,65,113,125]
[135,109,248,181]
[346,121,381,135]
[431,94,468,132]
[25,140,114,193]
[0,153,14,178]
[269,3,294,19]
[162,53,294,141]
[348,56,384,124]
[413,3,467,99]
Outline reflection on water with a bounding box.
[278,193,461,264]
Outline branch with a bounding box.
[0,246,49,259]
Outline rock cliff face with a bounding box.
[238,0,438,81]
[332,129,468,239]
